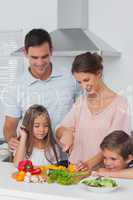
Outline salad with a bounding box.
[81,177,118,188]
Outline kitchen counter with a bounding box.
[0,162,133,200]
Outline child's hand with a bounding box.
[91,168,112,177]
[19,127,28,139]
[75,161,90,172]
[59,127,74,152]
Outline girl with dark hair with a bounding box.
[14,105,59,166]
[56,52,131,169]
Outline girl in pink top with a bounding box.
[56,52,131,166]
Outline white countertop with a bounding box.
[0,162,133,200]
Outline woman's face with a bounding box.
[74,72,101,95]
[33,114,49,140]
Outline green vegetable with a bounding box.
[82,178,118,188]
[47,169,76,185]
[46,169,90,185]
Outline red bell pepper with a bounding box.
[30,168,42,175]
[18,160,33,172]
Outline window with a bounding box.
[0,30,24,138]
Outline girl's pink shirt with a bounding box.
[58,95,131,164]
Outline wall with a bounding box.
[0,0,57,35]
[89,0,133,125]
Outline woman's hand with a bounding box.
[59,127,74,152]
[75,161,90,172]
[76,152,103,171]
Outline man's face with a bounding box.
[25,42,52,79]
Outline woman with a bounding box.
[56,52,131,168]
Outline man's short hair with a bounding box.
[24,28,52,52]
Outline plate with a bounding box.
[79,177,119,193]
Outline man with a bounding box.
[3,29,80,156]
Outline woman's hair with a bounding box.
[22,104,59,163]
[71,52,103,75]
[100,130,133,160]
